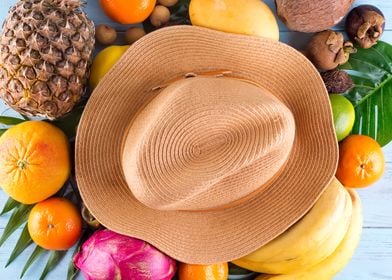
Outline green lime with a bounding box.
[329,94,355,141]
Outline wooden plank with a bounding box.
[84,0,392,32]
[0,227,391,279]
[336,228,392,279]
[0,229,76,280]
[0,0,392,279]
[1,0,391,32]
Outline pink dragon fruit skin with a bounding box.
[73,229,176,280]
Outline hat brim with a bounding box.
[76,26,338,264]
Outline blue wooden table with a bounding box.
[0,0,391,279]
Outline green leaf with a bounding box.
[0,204,33,246]
[0,128,7,136]
[39,250,67,280]
[21,114,30,121]
[51,106,84,139]
[229,263,254,275]
[6,223,32,267]
[143,0,190,32]
[0,116,25,125]
[20,246,46,279]
[67,258,79,280]
[0,197,20,216]
[67,229,91,280]
[66,245,81,280]
[171,0,191,23]
[340,41,392,146]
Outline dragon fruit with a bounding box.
[73,229,176,280]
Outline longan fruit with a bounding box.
[158,0,178,7]
[150,5,171,28]
[124,27,146,44]
[95,24,117,45]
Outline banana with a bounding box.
[254,188,363,280]
[232,178,352,274]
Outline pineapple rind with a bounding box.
[0,0,95,119]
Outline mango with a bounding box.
[189,0,279,40]
[89,45,129,89]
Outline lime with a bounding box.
[329,94,355,141]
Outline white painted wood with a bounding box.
[0,0,391,279]
[1,227,391,279]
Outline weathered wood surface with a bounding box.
[0,0,391,279]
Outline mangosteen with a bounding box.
[305,30,356,71]
[346,5,385,49]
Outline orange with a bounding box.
[28,197,82,250]
[99,0,157,24]
[336,135,385,188]
[178,263,228,280]
[0,121,71,204]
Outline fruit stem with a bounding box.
[17,160,28,170]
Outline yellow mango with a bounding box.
[189,0,279,40]
[89,45,129,89]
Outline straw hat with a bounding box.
[76,26,338,264]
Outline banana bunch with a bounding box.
[233,179,363,279]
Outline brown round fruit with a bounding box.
[345,5,385,49]
[275,0,355,33]
[124,27,146,44]
[150,5,171,27]
[95,24,117,45]
[305,30,356,71]
[158,0,178,7]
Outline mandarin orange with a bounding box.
[178,262,228,280]
[336,135,385,188]
[28,197,82,250]
[99,0,156,24]
[0,121,71,204]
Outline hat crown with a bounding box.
[122,77,295,211]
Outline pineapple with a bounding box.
[0,0,95,119]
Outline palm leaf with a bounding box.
[67,230,91,280]
[39,250,67,280]
[0,116,25,125]
[6,223,32,267]
[20,246,46,279]
[21,114,30,121]
[340,41,392,146]
[0,197,20,216]
[51,106,84,139]
[67,256,79,280]
[0,204,33,246]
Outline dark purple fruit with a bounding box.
[345,5,385,49]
